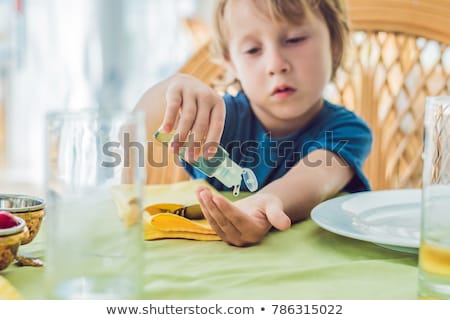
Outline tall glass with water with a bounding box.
[419,96,450,299]
[45,110,145,299]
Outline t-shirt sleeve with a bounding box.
[311,111,373,192]
[220,93,239,144]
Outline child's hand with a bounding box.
[196,186,291,247]
[161,74,225,161]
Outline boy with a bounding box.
[135,0,372,247]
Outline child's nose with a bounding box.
[266,49,290,76]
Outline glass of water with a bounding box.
[44,109,145,299]
[419,96,450,299]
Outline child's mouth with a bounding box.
[272,86,296,99]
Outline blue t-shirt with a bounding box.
[184,91,372,193]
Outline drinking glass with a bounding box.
[44,109,145,299]
[419,96,450,299]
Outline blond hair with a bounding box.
[212,0,349,81]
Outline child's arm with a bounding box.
[260,149,353,222]
[196,149,353,247]
[135,74,225,160]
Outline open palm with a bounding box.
[196,186,291,247]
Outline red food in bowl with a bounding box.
[0,211,20,229]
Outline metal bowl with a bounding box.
[0,216,27,271]
[0,194,45,245]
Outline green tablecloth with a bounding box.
[4,218,418,299]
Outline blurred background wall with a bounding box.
[0,0,216,187]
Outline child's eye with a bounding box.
[286,37,306,44]
[245,48,260,55]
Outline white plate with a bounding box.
[311,189,421,254]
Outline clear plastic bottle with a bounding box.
[153,130,258,196]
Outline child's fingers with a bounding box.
[200,191,241,241]
[265,202,291,231]
[190,98,212,160]
[176,91,197,156]
[212,196,247,227]
[203,99,225,158]
[197,189,227,240]
[162,84,183,132]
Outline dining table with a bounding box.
[1,179,419,300]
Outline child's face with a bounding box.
[224,1,333,135]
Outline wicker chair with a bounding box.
[147,0,450,190]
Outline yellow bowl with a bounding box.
[0,216,27,271]
[0,194,45,245]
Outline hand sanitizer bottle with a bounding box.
[154,130,258,196]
